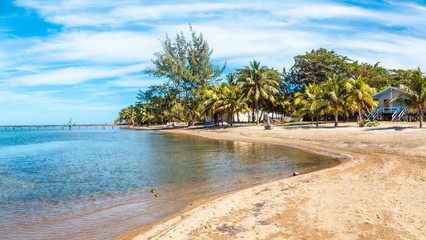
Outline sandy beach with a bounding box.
[118,122,425,240]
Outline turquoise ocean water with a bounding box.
[0,128,339,239]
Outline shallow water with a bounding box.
[0,128,339,239]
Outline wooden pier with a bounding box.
[0,124,116,131]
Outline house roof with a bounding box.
[372,86,401,99]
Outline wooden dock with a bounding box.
[0,124,116,131]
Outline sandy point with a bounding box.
[116,122,426,240]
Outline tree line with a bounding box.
[115,27,426,127]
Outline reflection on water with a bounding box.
[0,128,339,239]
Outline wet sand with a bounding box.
[119,122,426,240]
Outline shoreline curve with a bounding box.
[115,122,425,240]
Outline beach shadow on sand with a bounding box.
[364,126,418,131]
[279,124,352,130]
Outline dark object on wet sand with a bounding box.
[281,186,293,192]
[151,189,156,193]
[264,115,274,130]
[216,223,242,236]
[293,172,299,176]
[256,220,270,225]
[252,202,265,213]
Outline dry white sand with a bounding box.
[117,122,426,240]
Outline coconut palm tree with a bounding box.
[317,75,350,127]
[213,84,249,126]
[226,73,237,86]
[295,83,322,126]
[347,76,376,121]
[123,105,137,125]
[392,68,426,128]
[237,60,280,125]
[115,108,126,124]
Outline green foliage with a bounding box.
[388,69,414,87]
[116,28,423,128]
[203,83,248,126]
[316,75,350,126]
[357,119,380,127]
[294,82,322,125]
[236,60,281,125]
[391,68,426,128]
[348,61,390,91]
[347,76,377,121]
[291,48,351,84]
[144,25,225,124]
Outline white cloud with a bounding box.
[5,63,147,86]
[2,0,426,124]
[0,90,61,105]
[16,0,259,27]
[15,0,426,30]
[27,31,160,63]
[0,89,124,113]
[11,0,426,71]
[275,4,371,20]
[107,77,164,88]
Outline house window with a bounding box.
[384,99,390,108]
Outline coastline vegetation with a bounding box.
[115,27,426,128]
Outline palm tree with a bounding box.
[347,76,376,121]
[317,75,349,127]
[295,83,322,126]
[202,84,223,123]
[122,105,137,125]
[115,108,126,124]
[237,60,280,125]
[392,68,426,128]
[214,84,249,126]
[226,73,237,86]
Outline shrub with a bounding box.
[358,119,380,127]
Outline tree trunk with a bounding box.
[237,112,240,123]
[316,115,319,127]
[358,101,363,121]
[420,108,424,128]
[230,111,234,126]
[252,108,255,123]
[221,114,224,127]
[311,116,313,125]
[255,99,260,125]
[334,106,338,127]
[325,114,328,124]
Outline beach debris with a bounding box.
[264,124,273,130]
[264,115,274,130]
[252,202,265,213]
[155,193,160,198]
[256,220,270,225]
[151,189,156,193]
[293,172,299,176]
[216,223,242,236]
[281,186,293,192]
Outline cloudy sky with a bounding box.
[0,0,425,125]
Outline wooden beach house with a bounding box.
[369,86,408,121]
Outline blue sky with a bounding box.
[0,0,425,125]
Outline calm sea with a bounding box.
[0,128,339,239]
